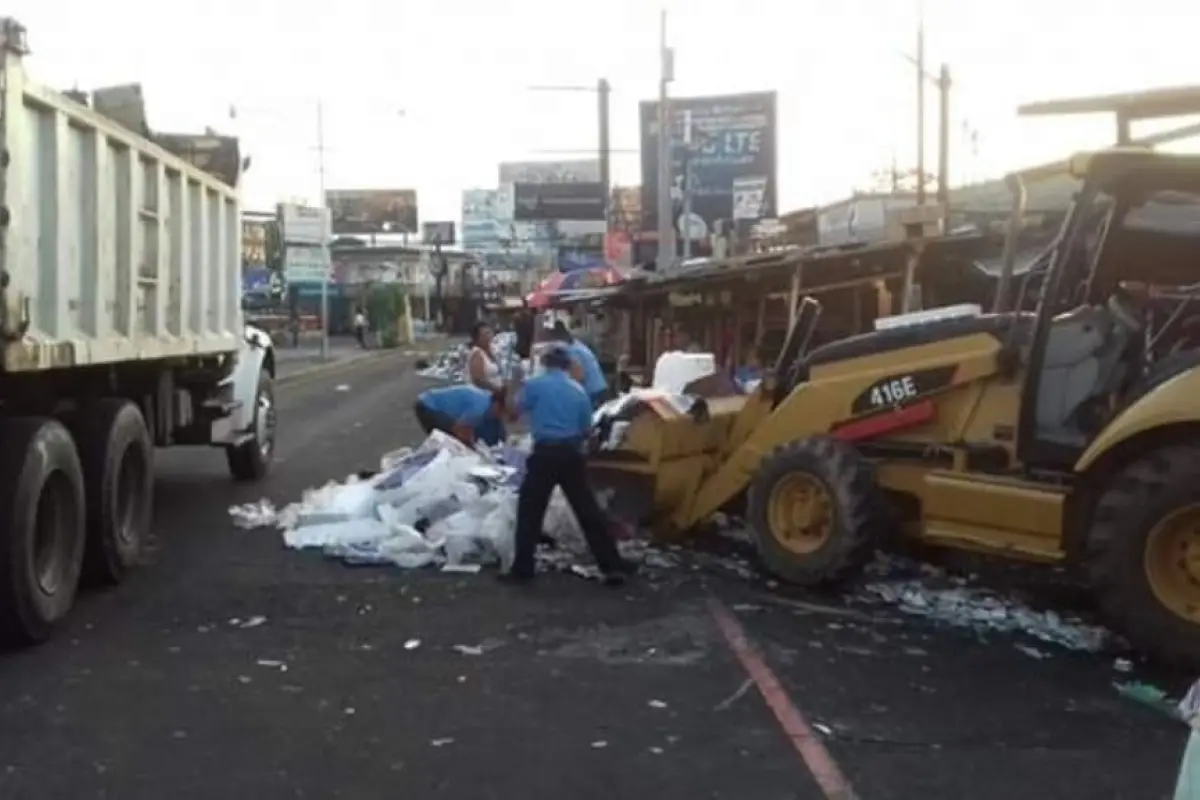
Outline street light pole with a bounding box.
[316,99,328,361]
[681,109,693,261]
[656,9,675,271]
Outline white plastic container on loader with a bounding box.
[0,18,275,646]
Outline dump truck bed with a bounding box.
[0,32,242,372]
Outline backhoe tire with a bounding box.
[226,370,275,482]
[69,400,153,585]
[0,418,86,645]
[1087,445,1200,667]
[747,435,883,586]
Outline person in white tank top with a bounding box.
[466,322,506,445]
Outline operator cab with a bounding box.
[1019,151,1200,467]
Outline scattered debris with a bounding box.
[648,699,668,709]
[863,579,1110,652]
[430,738,455,747]
[591,740,608,749]
[813,723,833,736]
[714,679,754,712]
[441,564,482,575]
[335,384,351,392]
[453,645,484,656]
[1114,658,1134,673]
[231,615,268,629]
[256,659,288,672]
[404,639,421,651]
[1015,644,1051,660]
[648,746,664,755]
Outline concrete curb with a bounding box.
[275,349,408,387]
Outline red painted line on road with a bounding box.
[709,598,859,800]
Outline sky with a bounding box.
[11,0,1200,226]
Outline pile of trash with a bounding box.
[416,331,521,382]
[229,431,605,574]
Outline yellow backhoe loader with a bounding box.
[591,149,1200,665]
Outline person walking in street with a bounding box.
[413,383,508,446]
[465,321,507,446]
[548,321,608,408]
[353,307,369,349]
[503,346,633,586]
[513,301,535,361]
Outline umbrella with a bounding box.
[525,265,624,309]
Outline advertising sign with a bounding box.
[732,176,770,221]
[499,159,600,185]
[513,182,606,222]
[422,221,457,245]
[639,91,777,236]
[283,246,332,284]
[326,189,418,235]
[242,218,269,266]
[461,189,502,252]
[278,203,331,246]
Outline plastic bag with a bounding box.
[284,518,392,550]
[479,489,518,570]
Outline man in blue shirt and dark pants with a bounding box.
[413,383,507,445]
[548,321,608,409]
[506,346,633,585]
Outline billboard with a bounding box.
[278,203,331,246]
[499,159,600,185]
[326,189,418,235]
[639,91,777,236]
[422,221,457,245]
[513,182,606,222]
[461,188,502,252]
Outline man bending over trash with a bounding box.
[504,345,634,586]
[413,383,507,446]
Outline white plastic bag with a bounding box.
[283,518,392,550]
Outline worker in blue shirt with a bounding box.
[413,383,507,445]
[504,345,633,586]
[548,321,608,408]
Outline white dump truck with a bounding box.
[0,19,275,644]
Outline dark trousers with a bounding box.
[355,325,367,348]
[513,441,621,577]
[414,401,455,436]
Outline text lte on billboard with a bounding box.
[638,91,778,237]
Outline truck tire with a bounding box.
[747,435,883,586]
[0,418,86,644]
[70,400,153,585]
[1087,445,1200,666]
[226,370,275,482]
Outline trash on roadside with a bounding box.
[234,429,672,577]
[648,699,668,709]
[430,738,455,747]
[404,639,421,651]
[862,579,1110,652]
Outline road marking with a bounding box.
[709,598,859,800]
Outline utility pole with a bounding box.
[316,99,329,361]
[915,17,926,205]
[681,110,693,261]
[598,78,611,230]
[656,8,676,271]
[936,64,951,208]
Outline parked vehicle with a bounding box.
[0,19,275,644]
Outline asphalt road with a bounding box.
[0,353,1189,799]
